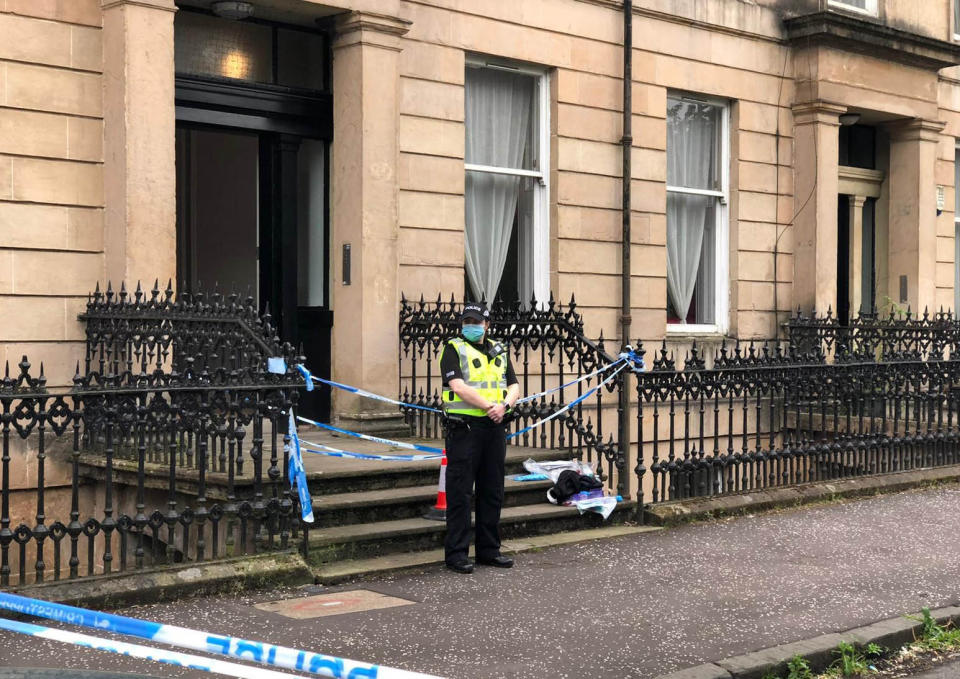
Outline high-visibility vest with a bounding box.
[442,337,509,417]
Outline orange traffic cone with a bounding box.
[423,450,447,521]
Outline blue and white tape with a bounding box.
[307,372,443,414]
[287,409,314,523]
[619,348,646,373]
[300,441,443,462]
[517,357,626,405]
[297,416,443,455]
[507,363,627,440]
[296,364,315,392]
[0,617,301,679]
[0,592,442,679]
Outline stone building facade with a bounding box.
[3,0,960,425]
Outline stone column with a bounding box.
[792,101,845,315]
[101,0,177,288]
[886,119,945,312]
[330,11,411,430]
[848,195,867,317]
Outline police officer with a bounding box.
[440,302,521,574]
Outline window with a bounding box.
[955,146,960,314]
[955,0,960,40]
[827,0,878,16]
[174,10,327,91]
[464,60,549,305]
[666,94,729,331]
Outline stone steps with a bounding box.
[310,477,552,527]
[304,445,559,494]
[302,435,630,571]
[305,501,635,563]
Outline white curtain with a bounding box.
[666,100,718,322]
[464,67,532,301]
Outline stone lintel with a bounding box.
[785,11,960,70]
[102,0,177,12]
[887,117,947,143]
[333,11,412,52]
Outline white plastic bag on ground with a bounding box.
[573,496,618,520]
[522,458,595,483]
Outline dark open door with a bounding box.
[173,9,334,421]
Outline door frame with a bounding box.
[174,67,333,418]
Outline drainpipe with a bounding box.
[618,0,633,500]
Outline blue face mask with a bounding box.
[462,324,485,343]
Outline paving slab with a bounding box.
[908,659,960,678]
[4,485,960,678]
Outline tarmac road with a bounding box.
[3,485,960,678]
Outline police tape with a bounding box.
[0,617,304,679]
[507,362,628,440]
[300,441,443,462]
[297,365,443,414]
[296,416,444,454]
[287,409,315,523]
[516,356,628,405]
[0,592,443,679]
[295,350,642,418]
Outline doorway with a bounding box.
[173,8,333,420]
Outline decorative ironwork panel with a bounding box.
[0,282,308,588]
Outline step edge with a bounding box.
[314,523,656,582]
[308,502,636,545]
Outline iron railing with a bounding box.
[402,298,960,510]
[786,307,960,361]
[399,294,626,492]
[0,282,306,587]
[633,336,960,506]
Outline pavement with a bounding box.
[909,659,960,678]
[4,484,960,678]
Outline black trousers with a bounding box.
[444,421,506,564]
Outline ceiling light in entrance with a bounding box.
[221,49,251,79]
[211,1,254,20]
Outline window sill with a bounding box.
[665,324,728,340]
[826,2,877,18]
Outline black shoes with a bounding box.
[446,556,514,572]
[477,555,514,568]
[446,560,474,574]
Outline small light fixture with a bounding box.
[839,112,861,126]
[211,1,254,20]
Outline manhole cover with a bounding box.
[254,589,415,619]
